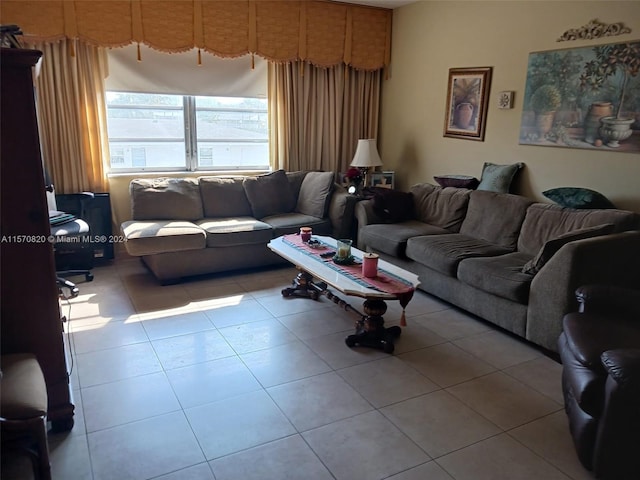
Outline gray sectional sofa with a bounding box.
[355,183,640,352]
[121,170,356,283]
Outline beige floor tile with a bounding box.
[256,292,329,317]
[64,290,137,319]
[447,371,562,430]
[184,282,248,303]
[81,372,181,432]
[391,323,448,354]
[413,308,492,340]
[87,411,205,480]
[140,310,215,340]
[131,289,194,314]
[303,410,430,480]
[399,343,495,387]
[151,329,235,370]
[166,355,262,409]
[503,356,565,405]
[338,356,440,408]
[210,435,333,480]
[155,463,215,480]
[302,330,389,369]
[76,342,162,388]
[510,411,593,480]
[240,339,332,387]
[185,390,296,459]
[204,297,274,328]
[386,290,451,319]
[70,318,148,354]
[49,433,93,480]
[437,433,572,480]
[267,372,373,431]
[218,317,298,354]
[381,390,501,458]
[276,306,354,340]
[386,461,454,480]
[453,330,542,369]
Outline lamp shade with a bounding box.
[350,139,383,168]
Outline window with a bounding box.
[106,92,268,172]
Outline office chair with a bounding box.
[45,181,94,298]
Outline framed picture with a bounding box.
[519,40,640,153]
[371,171,394,189]
[443,67,493,141]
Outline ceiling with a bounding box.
[338,0,417,9]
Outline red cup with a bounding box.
[362,253,379,278]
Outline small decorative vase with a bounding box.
[599,116,634,148]
[584,102,613,144]
[455,103,474,129]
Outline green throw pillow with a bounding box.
[476,162,524,194]
[542,187,615,209]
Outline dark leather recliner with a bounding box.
[558,285,640,480]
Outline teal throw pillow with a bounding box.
[542,187,615,209]
[477,162,524,194]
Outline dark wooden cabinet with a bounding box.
[1,48,74,429]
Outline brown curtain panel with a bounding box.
[27,39,110,193]
[268,62,381,173]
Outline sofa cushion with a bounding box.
[261,213,332,238]
[199,177,252,217]
[460,190,533,249]
[405,234,512,277]
[295,171,335,218]
[366,187,414,223]
[458,252,533,303]
[196,217,273,247]
[360,221,449,258]
[476,162,524,193]
[286,171,308,200]
[243,170,296,219]
[122,220,206,256]
[410,184,472,232]
[522,223,615,275]
[130,178,203,221]
[517,203,638,256]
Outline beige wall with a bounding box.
[380,1,640,212]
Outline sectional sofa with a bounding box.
[121,170,356,283]
[355,184,640,352]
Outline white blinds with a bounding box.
[105,44,267,97]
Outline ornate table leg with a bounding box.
[345,299,401,354]
[281,270,320,300]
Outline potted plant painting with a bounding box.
[580,42,640,147]
[530,84,562,138]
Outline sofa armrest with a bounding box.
[601,349,640,395]
[354,199,387,249]
[526,230,640,352]
[328,185,360,240]
[576,285,640,316]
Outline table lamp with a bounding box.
[350,139,383,188]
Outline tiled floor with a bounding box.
[1,257,595,480]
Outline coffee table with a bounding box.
[267,235,420,353]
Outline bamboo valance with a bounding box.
[1,0,392,71]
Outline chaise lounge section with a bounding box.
[121,170,357,283]
[355,184,640,352]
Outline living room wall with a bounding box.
[379,0,640,212]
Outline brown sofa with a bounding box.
[355,184,640,352]
[121,170,357,283]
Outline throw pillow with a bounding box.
[365,186,414,222]
[542,187,616,209]
[295,171,335,218]
[476,162,524,193]
[130,178,203,220]
[242,170,296,219]
[522,223,615,275]
[433,175,479,189]
[199,177,252,217]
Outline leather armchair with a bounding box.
[558,284,640,480]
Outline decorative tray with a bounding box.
[333,255,357,265]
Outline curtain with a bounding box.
[27,39,110,194]
[268,62,381,173]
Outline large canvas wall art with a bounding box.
[519,40,640,153]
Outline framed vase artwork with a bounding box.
[370,171,395,189]
[519,40,640,153]
[443,67,493,141]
